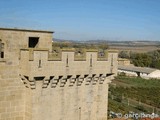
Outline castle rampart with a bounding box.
[0,28,118,120]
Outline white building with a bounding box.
[118,65,160,79]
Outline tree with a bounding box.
[131,53,151,67]
[150,60,160,69]
[119,51,130,58]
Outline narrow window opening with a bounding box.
[1,52,4,58]
[28,37,39,48]
[38,60,41,68]
[90,54,92,67]
[66,54,69,67]
[0,40,4,58]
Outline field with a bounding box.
[108,41,160,53]
[109,45,159,53]
[108,76,160,119]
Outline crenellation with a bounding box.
[20,47,111,62]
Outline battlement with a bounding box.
[19,48,110,61]
[19,48,118,89]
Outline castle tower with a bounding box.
[0,28,118,120]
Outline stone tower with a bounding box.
[0,28,118,120]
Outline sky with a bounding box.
[0,0,160,41]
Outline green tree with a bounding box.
[150,60,160,69]
[131,53,151,67]
[119,51,130,58]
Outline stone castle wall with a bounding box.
[0,28,118,120]
[0,51,32,120]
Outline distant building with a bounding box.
[118,58,131,66]
[118,65,160,79]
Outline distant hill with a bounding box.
[53,38,74,42]
[53,38,160,53]
[107,40,160,46]
[53,38,160,46]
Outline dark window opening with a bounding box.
[34,76,45,81]
[90,54,92,67]
[38,60,41,68]
[66,54,69,67]
[28,37,39,48]
[0,52,4,58]
[0,40,4,58]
